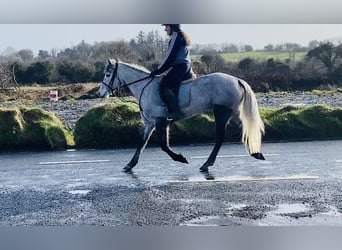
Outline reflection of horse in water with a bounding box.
[97,59,265,172]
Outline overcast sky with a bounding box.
[1,24,341,55]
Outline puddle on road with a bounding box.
[68,190,91,195]
[258,204,342,226]
[181,203,342,226]
[273,203,310,214]
[66,181,91,189]
[169,175,319,183]
[180,216,221,226]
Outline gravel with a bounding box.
[257,92,342,109]
[37,99,104,131]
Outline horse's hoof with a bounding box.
[199,166,209,172]
[251,152,265,160]
[180,156,189,164]
[182,157,189,164]
[122,165,133,172]
[176,154,189,164]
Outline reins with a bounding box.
[103,62,153,96]
[104,61,155,121]
[125,75,152,87]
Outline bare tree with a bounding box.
[307,42,342,76]
[0,62,20,92]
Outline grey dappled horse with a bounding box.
[97,59,265,172]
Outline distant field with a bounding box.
[192,51,307,63]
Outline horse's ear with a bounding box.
[108,59,116,65]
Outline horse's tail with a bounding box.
[238,80,265,156]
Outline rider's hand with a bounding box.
[149,71,156,77]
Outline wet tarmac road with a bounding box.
[0,140,341,225]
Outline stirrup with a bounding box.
[167,112,183,121]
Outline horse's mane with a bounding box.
[121,61,151,74]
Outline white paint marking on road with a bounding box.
[336,160,342,163]
[38,160,110,165]
[169,175,319,184]
[190,153,279,159]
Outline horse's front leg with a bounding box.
[155,117,188,164]
[123,124,155,172]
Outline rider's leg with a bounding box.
[162,88,183,120]
[158,63,189,120]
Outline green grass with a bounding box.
[5,99,338,150]
[310,88,342,95]
[170,114,216,144]
[0,107,73,150]
[74,101,142,148]
[260,105,342,141]
[192,51,307,63]
[74,99,342,148]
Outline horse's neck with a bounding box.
[120,64,149,99]
[128,79,153,99]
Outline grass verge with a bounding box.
[0,107,74,150]
[260,105,342,141]
[74,102,342,149]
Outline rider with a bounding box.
[150,24,192,121]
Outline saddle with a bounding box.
[155,69,197,109]
[181,68,197,84]
[175,69,196,108]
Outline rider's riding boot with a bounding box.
[163,89,183,121]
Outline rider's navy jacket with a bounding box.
[155,32,191,75]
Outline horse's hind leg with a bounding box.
[156,117,188,164]
[123,124,155,172]
[200,105,233,172]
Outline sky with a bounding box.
[1,24,341,56]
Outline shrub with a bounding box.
[0,109,24,148]
[56,60,96,83]
[24,61,54,84]
[0,107,73,150]
[74,101,222,148]
[74,102,142,148]
[170,114,216,144]
[260,105,342,141]
[74,101,342,149]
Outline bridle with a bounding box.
[101,61,156,121]
[101,61,120,96]
[102,61,153,97]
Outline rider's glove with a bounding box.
[149,71,156,77]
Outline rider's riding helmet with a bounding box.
[162,24,181,32]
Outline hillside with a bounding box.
[192,51,307,62]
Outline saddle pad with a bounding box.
[153,79,193,109]
[178,83,191,108]
[180,73,197,84]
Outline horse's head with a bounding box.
[97,59,118,98]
